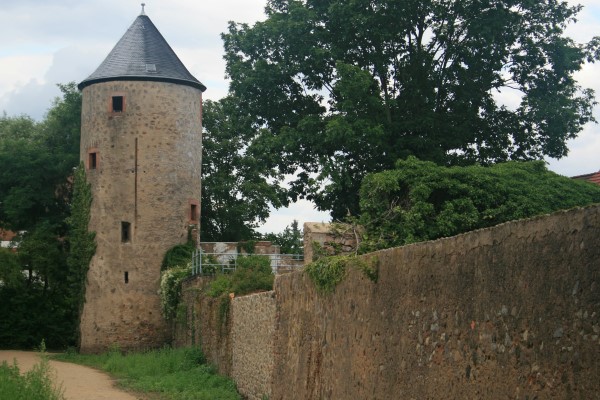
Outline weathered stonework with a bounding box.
[303,222,359,262]
[273,205,600,399]
[179,205,600,399]
[174,284,276,400]
[79,80,202,353]
[175,276,233,376]
[232,291,276,400]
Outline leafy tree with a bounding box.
[0,83,81,231]
[262,219,303,254]
[38,83,81,177]
[0,114,38,140]
[201,97,287,241]
[223,0,600,218]
[0,248,22,289]
[358,157,600,252]
[0,83,82,349]
[18,222,68,290]
[0,224,75,348]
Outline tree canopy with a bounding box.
[262,219,303,254]
[358,157,600,252]
[223,0,599,218]
[201,97,287,241]
[0,83,81,231]
[0,83,83,349]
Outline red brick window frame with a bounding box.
[189,199,199,224]
[109,93,126,114]
[87,147,99,170]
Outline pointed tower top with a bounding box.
[141,3,146,15]
[78,13,206,91]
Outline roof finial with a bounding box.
[141,3,146,15]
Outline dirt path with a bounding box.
[0,351,144,400]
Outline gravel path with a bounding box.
[0,351,143,400]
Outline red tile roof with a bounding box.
[0,229,17,242]
[572,171,600,186]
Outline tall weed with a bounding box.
[0,357,64,400]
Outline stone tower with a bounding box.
[77,9,205,353]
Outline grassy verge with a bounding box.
[52,346,240,400]
[0,355,64,400]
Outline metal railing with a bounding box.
[191,249,303,275]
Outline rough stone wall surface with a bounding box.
[177,276,233,376]
[303,222,359,263]
[231,291,276,400]
[274,206,600,399]
[175,282,276,399]
[79,80,202,353]
[172,276,210,348]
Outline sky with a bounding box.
[1,0,599,233]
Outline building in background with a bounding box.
[572,170,600,186]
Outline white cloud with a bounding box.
[256,200,330,234]
[0,54,53,94]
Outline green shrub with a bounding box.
[159,265,192,320]
[231,267,274,295]
[236,255,271,274]
[0,356,64,400]
[161,243,195,271]
[207,255,274,298]
[200,253,219,275]
[305,255,378,293]
[359,158,600,251]
[207,275,232,298]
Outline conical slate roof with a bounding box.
[79,13,205,91]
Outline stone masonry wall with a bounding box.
[272,205,600,399]
[231,291,276,400]
[176,276,233,376]
[303,222,358,263]
[175,280,276,398]
[178,205,600,399]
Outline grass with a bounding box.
[0,356,64,400]
[52,346,240,400]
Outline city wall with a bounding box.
[178,205,600,399]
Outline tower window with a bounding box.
[190,204,198,222]
[121,221,131,243]
[87,148,99,170]
[88,152,97,169]
[124,271,129,284]
[112,96,124,112]
[189,199,199,223]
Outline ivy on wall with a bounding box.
[160,264,192,320]
[304,255,378,293]
[161,230,195,271]
[66,163,96,346]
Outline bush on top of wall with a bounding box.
[359,158,600,252]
